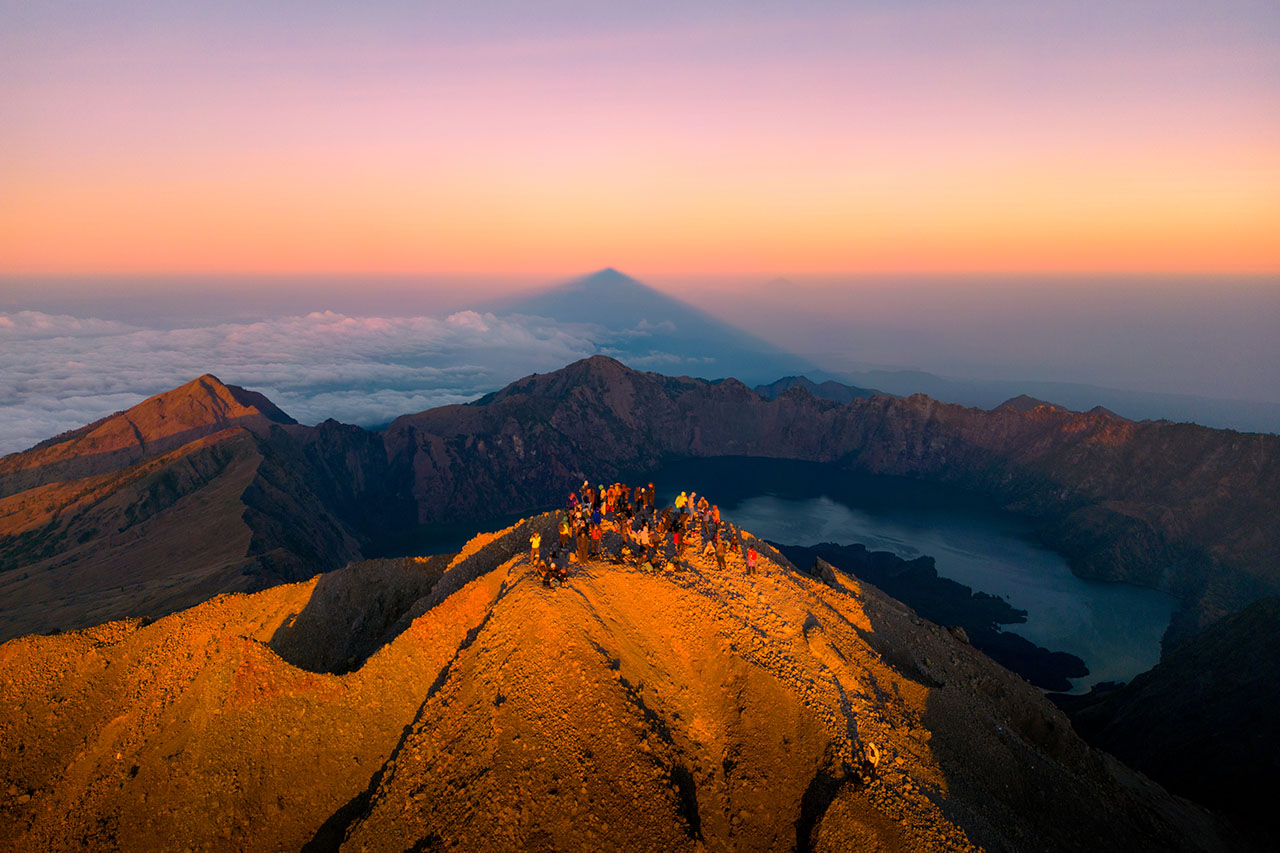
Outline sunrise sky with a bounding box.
[3,0,1278,277]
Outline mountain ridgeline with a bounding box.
[0,517,1239,851]
[2,356,1277,650]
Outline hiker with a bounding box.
[715,536,727,572]
[746,545,758,575]
[530,530,542,565]
[576,524,589,563]
[550,548,569,585]
[590,524,602,557]
[559,516,570,548]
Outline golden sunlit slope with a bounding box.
[0,512,1231,852]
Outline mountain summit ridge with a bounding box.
[0,514,1235,851]
[2,373,294,481]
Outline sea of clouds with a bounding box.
[0,308,695,455]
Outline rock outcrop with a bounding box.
[0,518,1237,852]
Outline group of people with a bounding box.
[530,481,760,587]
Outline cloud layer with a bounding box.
[0,309,622,455]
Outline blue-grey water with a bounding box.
[652,457,1177,692]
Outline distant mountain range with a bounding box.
[828,366,1280,434]
[485,268,1280,433]
[752,375,881,403]
[4,356,1276,650]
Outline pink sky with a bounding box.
[2,1,1277,276]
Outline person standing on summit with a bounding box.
[530,530,542,565]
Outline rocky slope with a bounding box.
[0,375,295,499]
[0,377,365,642]
[1053,597,1280,842]
[0,516,1236,852]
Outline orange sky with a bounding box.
[3,2,1278,277]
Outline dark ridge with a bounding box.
[1055,597,1280,838]
[794,749,858,853]
[224,380,298,424]
[753,375,882,403]
[1088,405,1130,421]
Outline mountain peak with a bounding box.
[754,375,881,403]
[1,374,296,481]
[997,394,1061,413]
[108,373,296,439]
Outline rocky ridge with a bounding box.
[0,514,1235,852]
[3,355,1277,651]
[0,376,363,642]
[384,356,1280,645]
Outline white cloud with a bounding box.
[0,310,137,340]
[0,309,610,455]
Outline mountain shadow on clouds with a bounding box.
[487,268,818,385]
